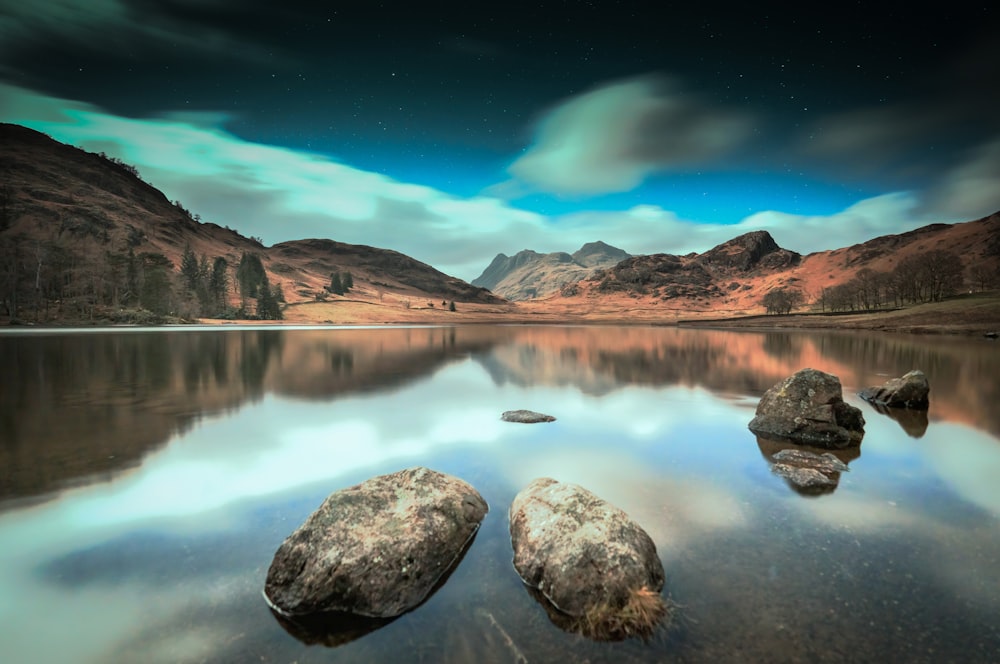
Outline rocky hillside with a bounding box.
[0,123,501,322]
[473,240,630,300]
[556,216,1000,313]
[585,231,800,301]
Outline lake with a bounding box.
[1,325,998,663]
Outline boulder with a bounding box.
[859,370,930,409]
[264,467,488,618]
[509,478,667,640]
[748,368,865,449]
[501,409,556,423]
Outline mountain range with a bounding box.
[472,241,631,300]
[1,122,997,324]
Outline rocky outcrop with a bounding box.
[501,409,556,423]
[699,230,800,272]
[859,370,930,409]
[509,478,667,640]
[264,467,488,618]
[748,368,865,448]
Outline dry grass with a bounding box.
[570,586,675,642]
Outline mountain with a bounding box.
[556,216,1000,313]
[0,123,502,323]
[583,230,800,302]
[472,240,630,300]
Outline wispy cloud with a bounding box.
[0,0,265,61]
[918,138,1000,220]
[502,75,753,197]
[1,84,985,282]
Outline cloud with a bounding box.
[0,83,981,283]
[918,138,1000,221]
[734,193,932,254]
[504,75,753,196]
[0,0,264,61]
[0,83,550,280]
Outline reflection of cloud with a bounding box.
[916,423,1000,516]
[504,75,752,196]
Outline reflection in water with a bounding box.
[756,437,859,496]
[269,527,480,649]
[1,326,999,662]
[862,400,930,438]
[4,325,999,503]
[270,609,397,648]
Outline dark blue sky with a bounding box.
[1,1,998,279]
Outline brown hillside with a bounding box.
[0,123,501,323]
[550,215,1000,315]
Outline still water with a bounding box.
[0,325,998,663]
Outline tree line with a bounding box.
[761,248,988,315]
[0,231,282,322]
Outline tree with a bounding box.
[761,287,803,315]
[256,275,283,320]
[209,256,229,312]
[123,247,139,306]
[236,252,266,301]
[449,300,456,312]
[180,245,200,292]
[343,270,354,291]
[329,271,344,295]
[139,252,173,316]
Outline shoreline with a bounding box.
[4,292,999,337]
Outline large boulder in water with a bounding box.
[748,368,865,449]
[509,478,667,640]
[859,370,930,409]
[264,467,488,618]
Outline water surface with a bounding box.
[1,326,998,663]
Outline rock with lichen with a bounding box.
[509,478,668,641]
[859,370,930,409]
[748,368,865,449]
[264,467,487,618]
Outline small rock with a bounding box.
[509,478,668,640]
[772,448,850,473]
[748,368,865,448]
[501,409,555,423]
[264,467,488,618]
[859,370,929,410]
[767,448,851,494]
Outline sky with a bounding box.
[1,1,998,281]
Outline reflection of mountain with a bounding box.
[5,325,998,504]
[0,327,510,502]
[473,327,1000,438]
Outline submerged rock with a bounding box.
[859,370,930,410]
[757,437,857,496]
[771,448,850,492]
[748,368,865,449]
[501,409,556,423]
[264,467,488,618]
[509,478,667,641]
